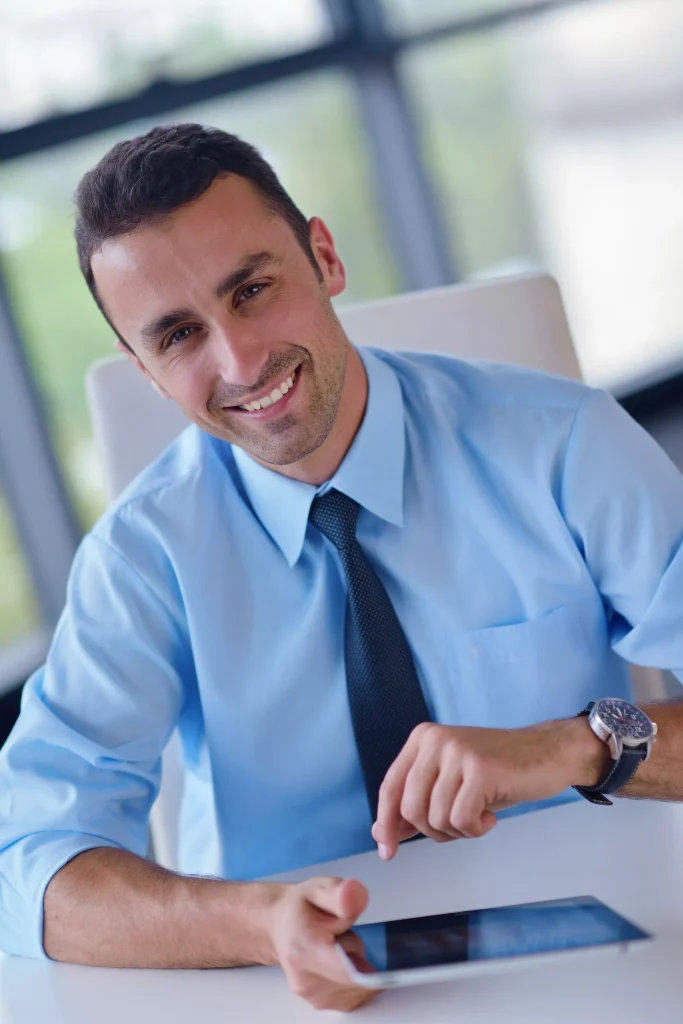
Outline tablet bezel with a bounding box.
[336,896,652,990]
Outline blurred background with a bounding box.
[1,0,683,739]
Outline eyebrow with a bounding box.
[138,251,280,348]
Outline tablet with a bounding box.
[337,895,652,989]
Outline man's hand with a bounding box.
[44,850,376,1010]
[372,718,610,860]
[268,876,379,1012]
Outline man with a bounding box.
[1,122,683,1014]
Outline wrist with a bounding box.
[563,715,613,788]
[185,877,286,967]
[234,881,287,967]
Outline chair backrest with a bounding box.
[85,272,581,501]
[83,272,662,870]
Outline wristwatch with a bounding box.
[573,697,657,806]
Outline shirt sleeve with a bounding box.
[0,531,189,959]
[560,388,683,679]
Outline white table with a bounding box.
[2,798,683,1022]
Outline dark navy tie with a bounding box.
[309,488,431,822]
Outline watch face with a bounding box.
[595,698,652,740]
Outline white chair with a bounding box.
[85,271,664,870]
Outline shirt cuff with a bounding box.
[0,832,124,960]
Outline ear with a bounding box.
[115,339,171,399]
[308,217,346,299]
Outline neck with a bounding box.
[257,345,368,487]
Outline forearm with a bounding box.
[43,847,283,968]
[618,700,683,800]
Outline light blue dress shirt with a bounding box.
[2,348,683,959]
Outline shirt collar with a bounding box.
[232,347,405,567]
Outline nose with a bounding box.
[207,316,267,387]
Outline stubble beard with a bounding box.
[223,328,348,467]
[243,344,348,466]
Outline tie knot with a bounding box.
[309,488,360,551]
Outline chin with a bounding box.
[247,423,331,467]
[251,439,322,467]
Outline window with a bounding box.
[383,0,541,33]
[403,0,683,387]
[0,490,41,649]
[1,0,330,130]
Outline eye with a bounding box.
[166,325,195,348]
[237,281,268,305]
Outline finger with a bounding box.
[337,989,380,1013]
[301,928,380,994]
[311,968,380,1014]
[337,878,369,922]
[427,764,465,837]
[304,877,368,931]
[394,813,457,846]
[291,941,381,1010]
[373,726,426,857]
[449,779,498,839]
[282,884,381,1013]
[325,987,379,1013]
[397,818,420,842]
[338,930,368,959]
[338,930,376,975]
[392,755,439,838]
[372,750,417,856]
[308,936,368,987]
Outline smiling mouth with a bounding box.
[230,364,301,414]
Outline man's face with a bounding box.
[91,175,349,467]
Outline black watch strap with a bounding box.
[573,704,648,807]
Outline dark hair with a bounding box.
[74,122,322,345]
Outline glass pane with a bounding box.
[0,0,330,130]
[383,0,541,33]
[0,490,41,648]
[0,71,399,529]
[403,0,683,387]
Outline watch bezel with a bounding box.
[589,698,657,761]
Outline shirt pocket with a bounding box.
[448,601,601,730]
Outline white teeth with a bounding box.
[238,368,298,411]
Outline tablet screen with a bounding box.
[351,896,650,973]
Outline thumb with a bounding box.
[397,818,419,843]
[304,877,369,933]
